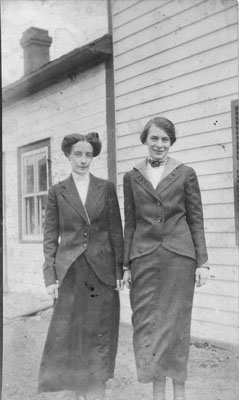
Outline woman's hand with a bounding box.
[116,280,124,291]
[195,266,210,287]
[123,270,132,289]
[46,283,59,299]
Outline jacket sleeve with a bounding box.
[43,186,59,287]
[185,167,208,268]
[107,182,124,280]
[123,172,136,269]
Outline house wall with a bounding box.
[3,63,108,293]
[112,0,239,346]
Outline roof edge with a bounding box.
[3,34,112,106]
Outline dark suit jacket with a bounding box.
[43,174,123,288]
[123,157,208,269]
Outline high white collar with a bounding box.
[72,171,90,182]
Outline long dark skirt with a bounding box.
[38,255,120,395]
[130,246,195,383]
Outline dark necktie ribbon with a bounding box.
[147,158,166,168]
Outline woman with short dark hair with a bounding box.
[38,132,123,400]
[123,117,209,400]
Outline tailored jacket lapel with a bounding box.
[85,174,105,221]
[134,160,159,200]
[134,157,182,198]
[59,175,89,223]
[155,156,182,194]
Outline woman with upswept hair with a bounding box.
[38,132,123,400]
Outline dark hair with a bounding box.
[61,132,102,157]
[140,117,176,146]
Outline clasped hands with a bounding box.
[46,281,59,299]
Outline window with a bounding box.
[231,99,239,245]
[18,139,51,241]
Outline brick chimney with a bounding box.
[20,27,52,75]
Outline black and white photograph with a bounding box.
[2,0,239,399]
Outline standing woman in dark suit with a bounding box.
[38,133,123,400]
[123,117,209,400]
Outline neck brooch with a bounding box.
[147,157,168,168]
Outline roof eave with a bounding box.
[3,34,112,106]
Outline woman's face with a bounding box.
[146,124,171,161]
[68,141,93,176]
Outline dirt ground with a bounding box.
[2,307,239,400]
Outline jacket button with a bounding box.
[157,201,161,206]
[83,243,87,247]
[157,217,163,223]
[83,232,88,237]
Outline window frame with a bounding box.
[18,138,52,243]
[231,99,239,246]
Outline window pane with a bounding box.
[24,156,35,194]
[37,194,48,233]
[20,141,50,240]
[38,153,47,191]
[25,197,35,235]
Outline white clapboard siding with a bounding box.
[204,218,236,233]
[203,204,235,219]
[115,0,204,44]
[116,111,233,138]
[114,4,236,57]
[192,307,238,328]
[113,0,170,28]
[205,233,237,248]
[3,63,107,292]
[116,58,237,100]
[113,0,239,345]
[14,83,106,132]
[114,0,205,43]
[4,65,106,117]
[14,87,106,131]
[113,0,141,15]
[191,321,239,347]
[207,248,239,266]
[117,111,231,142]
[114,0,236,41]
[115,24,237,77]
[118,128,234,154]
[14,98,106,139]
[115,30,237,84]
[115,95,237,128]
[201,188,234,204]
[194,292,239,314]
[198,173,233,191]
[172,158,233,176]
[116,92,238,125]
[3,69,106,142]
[194,292,239,313]
[205,264,239,282]
[206,231,236,248]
